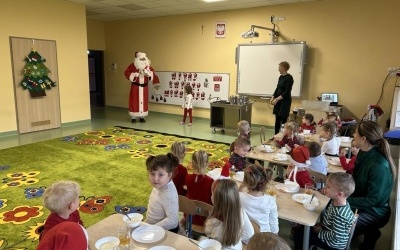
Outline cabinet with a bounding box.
[210,102,252,134]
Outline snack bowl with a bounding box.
[303,201,319,211]
[95,236,119,250]
[123,213,143,228]
[284,181,300,192]
[198,239,222,250]
[260,145,274,153]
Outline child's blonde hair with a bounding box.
[237,120,250,134]
[192,150,209,174]
[234,137,251,148]
[327,172,355,197]
[284,121,298,133]
[248,232,291,250]
[322,122,337,140]
[243,165,273,192]
[210,179,242,246]
[171,141,185,163]
[43,180,80,214]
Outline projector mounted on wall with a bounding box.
[241,15,281,42]
[241,30,260,38]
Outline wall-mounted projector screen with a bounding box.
[236,42,306,97]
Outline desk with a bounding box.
[246,149,345,174]
[87,214,199,250]
[210,102,252,134]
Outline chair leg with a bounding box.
[187,215,193,238]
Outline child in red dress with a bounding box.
[40,180,84,240]
[185,150,214,226]
[299,113,316,134]
[338,140,359,174]
[171,141,188,196]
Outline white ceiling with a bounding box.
[63,0,320,21]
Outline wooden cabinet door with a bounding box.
[10,37,61,133]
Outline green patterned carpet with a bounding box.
[0,127,229,250]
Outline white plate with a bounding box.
[276,183,299,193]
[95,236,119,250]
[272,153,288,161]
[233,175,243,182]
[292,194,319,204]
[132,225,165,243]
[149,246,176,250]
[329,157,341,166]
[207,168,222,180]
[259,145,275,153]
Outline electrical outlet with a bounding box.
[388,67,400,76]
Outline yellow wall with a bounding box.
[87,19,105,50]
[102,0,400,128]
[0,0,90,133]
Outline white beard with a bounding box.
[134,58,150,70]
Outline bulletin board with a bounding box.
[149,71,230,109]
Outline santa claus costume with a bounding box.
[124,52,155,123]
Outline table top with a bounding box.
[246,149,345,173]
[87,214,198,250]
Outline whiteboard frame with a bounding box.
[390,86,400,129]
[236,42,307,97]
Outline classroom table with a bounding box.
[246,148,346,174]
[87,214,199,250]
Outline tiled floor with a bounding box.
[0,107,394,249]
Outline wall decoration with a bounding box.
[215,21,226,38]
[20,49,56,98]
[150,71,229,109]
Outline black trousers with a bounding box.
[274,115,288,135]
[353,209,391,250]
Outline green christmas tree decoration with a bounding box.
[20,49,56,97]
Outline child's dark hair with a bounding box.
[146,153,179,173]
[327,172,355,197]
[184,85,192,94]
[243,165,273,192]
[234,137,251,148]
[304,113,314,123]
[307,141,321,157]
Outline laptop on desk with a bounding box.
[321,93,338,106]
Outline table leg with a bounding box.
[303,225,310,250]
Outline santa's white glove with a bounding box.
[129,72,140,82]
[143,69,151,77]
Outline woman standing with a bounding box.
[270,61,293,135]
[348,121,395,250]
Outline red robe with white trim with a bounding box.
[124,64,154,118]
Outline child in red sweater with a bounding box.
[171,141,188,196]
[185,150,214,226]
[286,145,313,188]
[338,140,359,174]
[41,180,84,240]
[299,113,316,134]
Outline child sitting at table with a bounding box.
[41,180,84,240]
[320,122,339,156]
[286,145,313,188]
[293,172,355,250]
[230,120,251,154]
[299,113,316,134]
[229,137,252,172]
[307,141,328,175]
[171,141,188,196]
[185,150,214,226]
[338,140,359,174]
[239,165,278,233]
[247,232,291,250]
[205,179,254,249]
[317,111,342,129]
[272,121,300,182]
[145,153,180,233]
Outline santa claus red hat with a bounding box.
[288,145,311,168]
[135,51,146,59]
[220,162,232,179]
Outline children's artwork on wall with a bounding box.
[150,71,230,109]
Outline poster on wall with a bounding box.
[150,71,229,109]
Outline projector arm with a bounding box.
[251,25,279,37]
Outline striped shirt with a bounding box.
[318,200,354,249]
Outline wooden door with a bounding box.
[10,37,61,133]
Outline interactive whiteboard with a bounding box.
[236,42,306,97]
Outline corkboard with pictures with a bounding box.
[150,71,230,109]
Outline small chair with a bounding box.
[345,209,359,250]
[191,199,213,235]
[178,195,197,238]
[308,170,327,189]
[250,220,261,234]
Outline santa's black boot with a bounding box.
[131,118,136,123]
[139,118,146,123]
